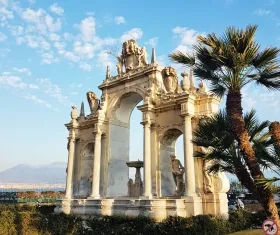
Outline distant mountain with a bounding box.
[0,162,67,184]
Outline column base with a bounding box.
[87,195,101,200]
[139,195,154,199]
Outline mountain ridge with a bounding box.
[0,162,67,184]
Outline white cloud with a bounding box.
[20,8,61,33]
[13,67,32,76]
[145,37,158,47]
[97,50,114,69]
[24,93,53,109]
[174,44,192,54]
[79,62,92,71]
[49,3,64,16]
[244,97,256,108]
[63,51,80,62]
[54,41,66,51]
[73,41,94,59]
[120,28,143,42]
[114,16,125,24]
[86,12,94,16]
[0,73,27,89]
[49,33,60,41]
[29,84,39,89]
[38,78,70,105]
[63,32,74,41]
[45,14,61,32]
[21,8,44,23]
[172,27,199,46]
[0,7,14,25]
[0,32,7,41]
[69,92,78,95]
[8,25,24,36]
[41,52,59,64]
[79,16,96,42]
[255,8,271,16]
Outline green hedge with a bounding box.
[0,205,266,235]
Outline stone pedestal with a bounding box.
[183,195,203,217]
[202,193,229,218]
[56,198,195,222]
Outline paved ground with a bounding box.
[228,229,263,235]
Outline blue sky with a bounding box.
[0,0,280,171]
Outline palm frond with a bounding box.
[252,47,280,68]
[168,51,195,66]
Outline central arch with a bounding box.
[106,91,143,197]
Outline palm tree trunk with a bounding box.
[226,90,280,227]
[234,162,258,199]
[270,122,280,155]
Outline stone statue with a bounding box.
[170,154,185,195]
[162,67,178,93]
[86,91,99,114]
[116,56,123,76]
[137,46,148,67]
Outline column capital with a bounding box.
[140,121,151,127]
[180,114,194,120]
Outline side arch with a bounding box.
[159,128,183,197]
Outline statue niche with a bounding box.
[162,67,178,93]
[79,143,94,197]
[86,91,99,114]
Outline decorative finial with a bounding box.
[180,71,190,92]
[198,80,208,93]
[151,48,157,64]
[71,105,78,122]
[79,102,85,120]
[189,68,195,88]
[106,65,111,79]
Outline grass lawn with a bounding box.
[228,229,264,235]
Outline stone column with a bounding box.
[65,137,75,198]
[143,122,152,198]
[89,131,102,199]
[183,115,196,196]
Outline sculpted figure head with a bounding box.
[86,91,99,114]
[162,67,178,93]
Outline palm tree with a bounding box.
[169,25,280,222]
[193,110,280,199]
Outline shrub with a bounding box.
[0,209,17,235]
[38,213,81,235]
[0,204,267,235]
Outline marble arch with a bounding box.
[56,39,230,220]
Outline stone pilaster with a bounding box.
[182,114,196,196]
[89,130,102,199]
[65,137,75,199]
[142,121,152,198]
[65,105,78,199]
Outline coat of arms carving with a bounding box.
[162,67,178,93]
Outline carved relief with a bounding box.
[86,91,99,114]
[203,160,213,193]
[162,67,178,93]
